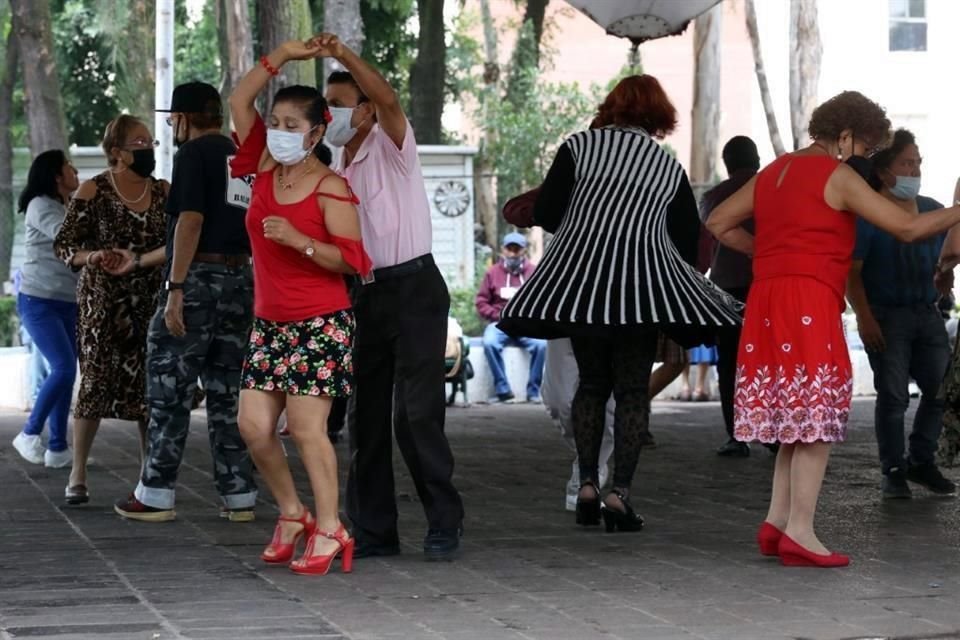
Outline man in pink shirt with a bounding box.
[313,33,464,561]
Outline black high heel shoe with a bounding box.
[575,481,601,526]
[601,489,644,532]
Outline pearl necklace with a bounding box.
[108,169,150,205]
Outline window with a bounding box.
[889,0,927,51]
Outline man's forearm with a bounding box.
[168,213,204,282]
[845,270,872,318]
[335,46,399,107]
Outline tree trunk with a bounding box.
[789,0,822,150]
[0,29,19,284]
[221,0,254,115]
[690,4,721,186]
[409,0,446,144]
[10,0,68,151]
[256,0,315,115]
[474,0,500,254]
[505,0,549,108]
[744,0,786,157]
[322,0,364,83]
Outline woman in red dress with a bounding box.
[707,92,960,567]
[229,39,371,575]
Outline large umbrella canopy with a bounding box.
[566,0,723,43]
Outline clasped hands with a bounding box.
[87,249,138,276]
[281,33,345,61]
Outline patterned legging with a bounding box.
[571,330,659,490]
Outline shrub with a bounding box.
[449,287,485,338]
[0,296,18,347]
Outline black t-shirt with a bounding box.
[164,133,252,266]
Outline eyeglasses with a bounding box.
[124,138,160,149]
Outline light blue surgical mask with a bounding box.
[267,127,317,166]
[889,175,921,201]
[326,107,358,148]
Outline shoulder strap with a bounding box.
[314,174,360,204]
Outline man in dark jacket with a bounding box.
[701,136,760,457]
[476,233,546,403]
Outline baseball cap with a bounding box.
[155,82,222,114]
[502,232,527,248]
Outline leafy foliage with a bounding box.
[449,287,484,337]
[485,67,593,208]
[174,0,222,86]
[361,0,415,110]
[52,0,118,146]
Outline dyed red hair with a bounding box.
[593,75,678,139]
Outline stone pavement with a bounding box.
[2,398,960,640]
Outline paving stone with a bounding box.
[4,400,960,639]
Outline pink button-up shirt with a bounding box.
[334,120,432,269]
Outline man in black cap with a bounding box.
[115,81,258,522]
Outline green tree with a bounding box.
[174,0,222,86]
[53,0,118,145]
[360,0,415,110]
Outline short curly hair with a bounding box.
[807,91,891,150]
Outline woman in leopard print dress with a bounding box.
[54,115,168,504]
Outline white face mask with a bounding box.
[267,128,316,166]
[326,107,358,148]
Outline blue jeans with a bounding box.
[17,293,78,452]
[867,304,950,473]
[482,323,546,399]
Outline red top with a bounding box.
[751,154,855,306]
[231,115,372,322]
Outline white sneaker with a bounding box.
[13,432,45,464]
[44,448,73,469]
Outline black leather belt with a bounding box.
[356,254,434,286]
[193,253,251,268]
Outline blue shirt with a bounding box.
[853,195,944,307]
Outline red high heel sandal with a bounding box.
[261,509,316,564]
[290,524,355,576]
[778,534,849,568]
[757,521,784,557]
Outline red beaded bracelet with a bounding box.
[260,55,279,76]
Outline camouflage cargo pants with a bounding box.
[135,263,257,509]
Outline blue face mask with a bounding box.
[889,175,921,201]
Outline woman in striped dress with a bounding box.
[499,75,742,532]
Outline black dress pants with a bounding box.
[346,260,464,545]
[716,287,750,438]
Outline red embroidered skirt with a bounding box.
[733,277,852,444]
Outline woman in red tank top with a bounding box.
[708,92,960,568]
[229,39,371,576]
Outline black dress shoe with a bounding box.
[354,539,401,559]
[716,439,750,458]
[423,527,462,561]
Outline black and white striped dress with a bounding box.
[498,127,742,346]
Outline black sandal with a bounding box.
[601,489,644,532]
[575,481,601,526]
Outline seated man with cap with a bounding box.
[475,232,546,403]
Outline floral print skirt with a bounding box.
[733,277,852,444]
[242,310,355,397]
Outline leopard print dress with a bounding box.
[55,174,166,421]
